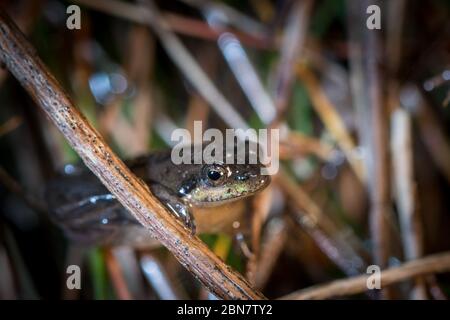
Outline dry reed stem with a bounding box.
[391,109,426,298]
[281,251,450,300]
[104,248,132,300]
[297,64,365,183]
[0,116,22,138]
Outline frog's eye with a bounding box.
[202,164,227,186]
[207,169,223,181]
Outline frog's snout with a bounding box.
[258,174,271,189]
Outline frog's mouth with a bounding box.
[186,175,271,207]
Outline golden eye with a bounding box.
[202,164,226,185]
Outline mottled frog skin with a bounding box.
[46,145,270,247]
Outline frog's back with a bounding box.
[46,157,154,247]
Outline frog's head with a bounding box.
[178,161,270,206]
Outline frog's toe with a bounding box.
[170,202,196,235]
[149,183,197,235]
[178,208,196,235]
[185,215,196,235]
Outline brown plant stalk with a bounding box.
[281,251,450,300]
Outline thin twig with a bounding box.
[391,108,426,299]
[0,244,17,299]
[297,64,365,183]
[0,166,46,213]
[164,13,271,49]
[272,0,313,119]
[275,169,367,277]
[181,0,269,37]
[72,0,270,49]
[113,247,147,299]
[104,248,132,300]
[366,22,392,296]
[405,86,450,185]
[0,115,22,138]
[386,0,406,114]
[140,253,188,300]
[185,94,210,136]
[425,275,447,300]
[0,9,264,300]
[281,251,450,300]
[216,32,277,124]
[100,26,154,157]
[386,0,426,298]
[247,187,272,285]
[254,218,288,290]
[347,1,392,294]
[184,45,216,135]
[280,132,334,162]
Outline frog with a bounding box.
[46,144,270,247]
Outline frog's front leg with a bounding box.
[149,183,196,234]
